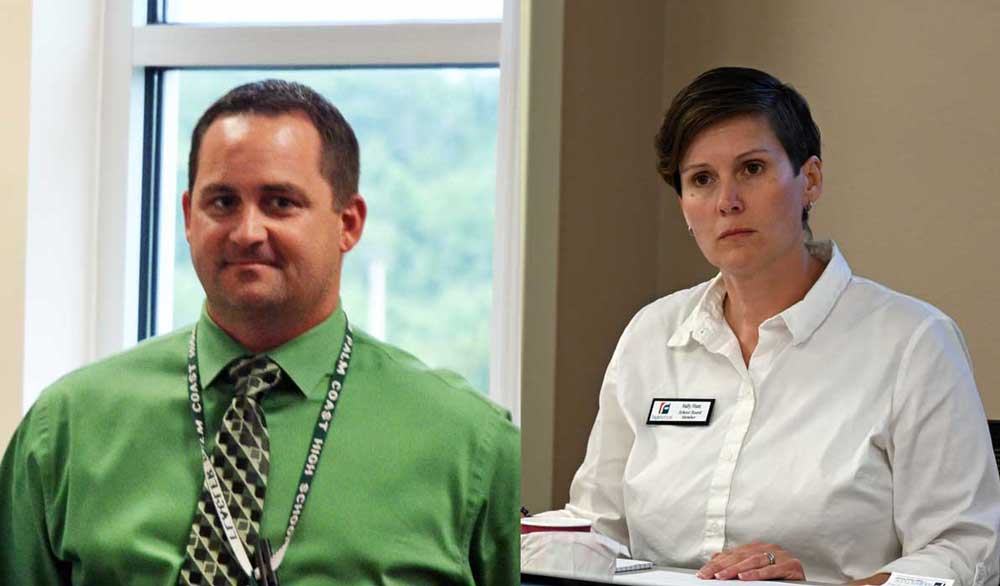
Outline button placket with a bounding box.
[701,377,755,560]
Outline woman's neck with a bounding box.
[722,246,826,364]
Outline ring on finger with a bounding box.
[765,552,776,566]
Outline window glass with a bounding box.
[158,68,498,393]
[165,0,503,24]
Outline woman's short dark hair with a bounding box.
[655,67,821,197]
[188,79,360,209]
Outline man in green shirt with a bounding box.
[0,80,519,585]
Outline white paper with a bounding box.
[612,568,790,586]
[885,572,955,586]
[521,531,617,579]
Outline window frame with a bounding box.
[91,0,522,415]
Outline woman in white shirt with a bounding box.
[547,67,1000,586]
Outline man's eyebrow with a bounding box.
[260,182,307,197]
[198,182,237,196]
[197,182,308,198]
[679,147,773,175]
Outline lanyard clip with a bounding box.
[254,539,279,586]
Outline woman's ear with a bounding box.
[802,155,823,206]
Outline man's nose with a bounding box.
[717,177,745,215]
[230,206,267,246]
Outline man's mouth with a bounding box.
[223,259,276,268]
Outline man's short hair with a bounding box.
[655,67,821,196]
[188,79,360,208]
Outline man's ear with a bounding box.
[182,191,192,242]
[339,194,367,253]
[802,155,823,207]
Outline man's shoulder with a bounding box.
[39,326,192,406]
[351,329,512,425]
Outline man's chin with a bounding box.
[210,288,288,317]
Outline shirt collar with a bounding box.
[196,305,349,399]
[667,240,852,348]
[780,240,851,345]
[667,273,727,348]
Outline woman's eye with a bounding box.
[745,161,764,175]
[692,173,712,187]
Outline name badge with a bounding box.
[646,398,714,426]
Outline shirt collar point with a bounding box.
[197,305,349,400]
[667,331,692,347]
[671,275,726,348]
[781,240,852,342]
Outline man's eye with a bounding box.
[211,196,237,210]
[745,161,764,175]
[269,197,297,211]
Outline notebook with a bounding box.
[615,558,655,573]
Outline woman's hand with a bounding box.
[697,542,805,581]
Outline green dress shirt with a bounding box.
[0,307,519,585]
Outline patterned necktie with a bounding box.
[179,355,283,586]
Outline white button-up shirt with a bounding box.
[562,241,1000,585]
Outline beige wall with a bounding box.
[0,0,31,453]
[520,0,566,515]
[659,0,1000,414]
[550,0,668,508]
[520,0,672,512]
[526,0,1000,510]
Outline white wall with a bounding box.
[22,0,104,409]
[0,0,31,452]
[6,0,139,451]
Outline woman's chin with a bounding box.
[711,250,764,278]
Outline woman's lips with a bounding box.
[718,228,755,239]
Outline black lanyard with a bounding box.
[186,319,355,582]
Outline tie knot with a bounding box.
[226,355,282,400]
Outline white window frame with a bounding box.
[24,0,522,419]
